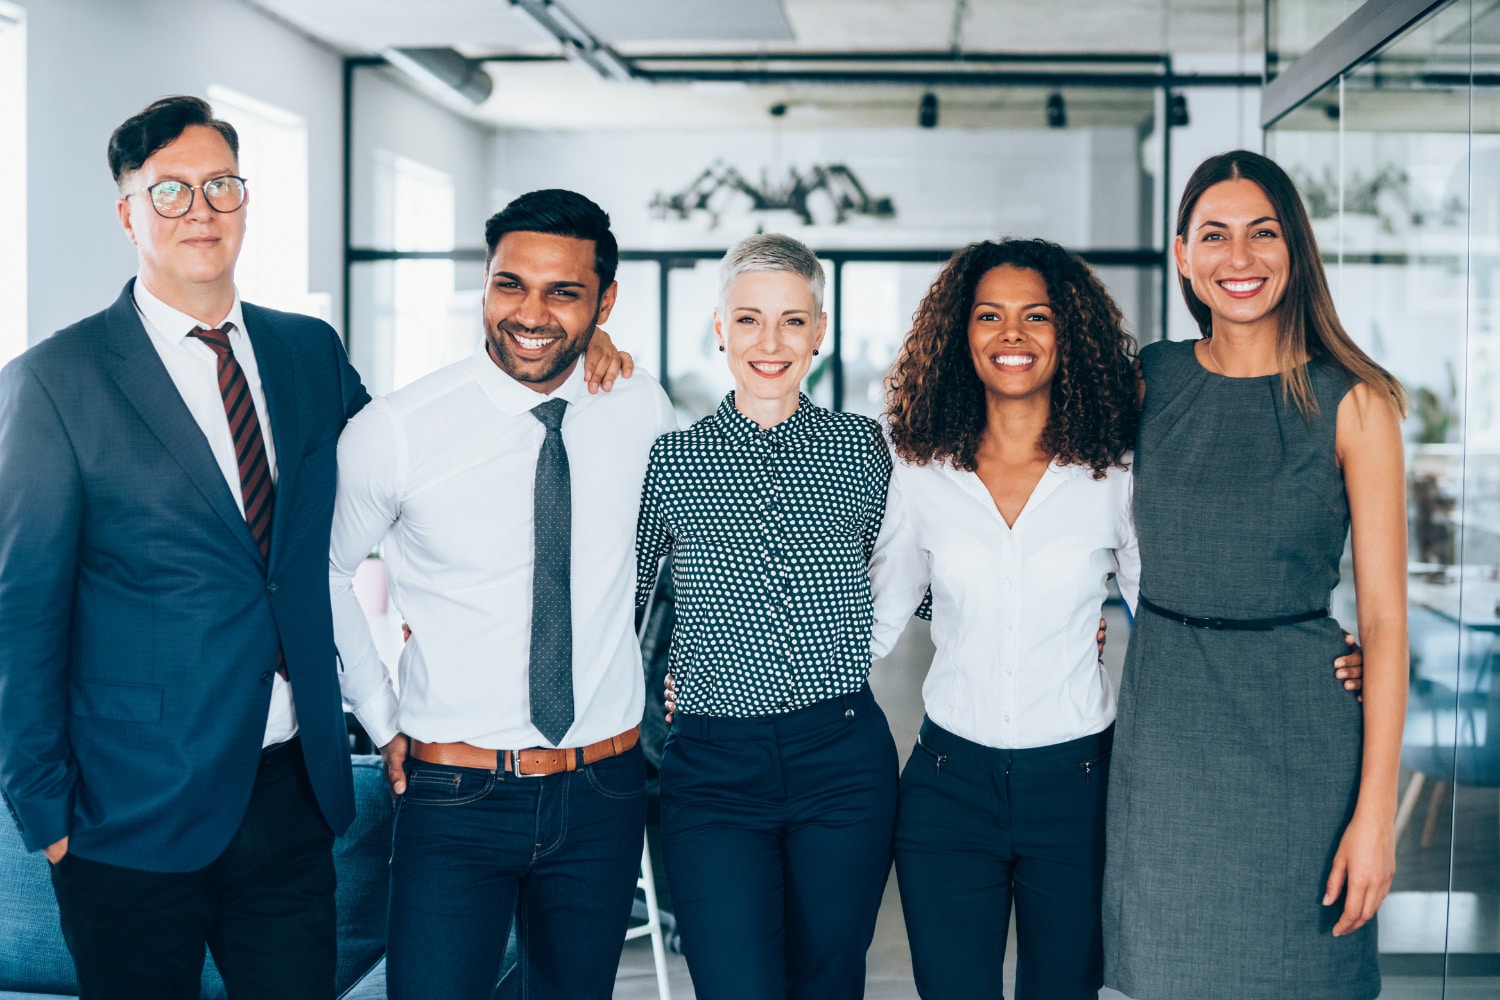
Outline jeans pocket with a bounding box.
[582,750,646,801]
[400,761,496,806]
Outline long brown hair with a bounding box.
[1176,150,1407,417]
[885,238,1138,477]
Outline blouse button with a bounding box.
[844,709,855,719]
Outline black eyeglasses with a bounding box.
[130,175,248,219]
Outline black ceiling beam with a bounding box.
[476,50,1171,66]
[633,68,1258,88]
[347,247,1165,267]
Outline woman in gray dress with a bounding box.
[1103,150,1409,999]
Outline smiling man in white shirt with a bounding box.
[329,189,676,1000]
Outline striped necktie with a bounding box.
[190,323,284,678]
[188,323,275,560]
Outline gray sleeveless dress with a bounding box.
[1103,339,1378,999]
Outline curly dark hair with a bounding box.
[885,238,1139,477]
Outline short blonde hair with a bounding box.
[717,233,826,316]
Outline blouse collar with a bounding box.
[714,391,818,448]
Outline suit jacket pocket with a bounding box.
[70,680,164,723]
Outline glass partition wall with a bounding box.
[1267,1,1500,994]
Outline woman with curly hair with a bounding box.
[875,237,1141,999]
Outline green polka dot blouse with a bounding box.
[636,392,892,718]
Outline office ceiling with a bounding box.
[246,0,1267,129]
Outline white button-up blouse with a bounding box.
[870,453,1140,750]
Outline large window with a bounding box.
[350,154,479,395]
[206,85,317,319]
[0,2,24,367]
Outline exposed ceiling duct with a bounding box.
[382,46,494,104]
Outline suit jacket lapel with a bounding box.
[102,280,265,566]
[242,304,301,568]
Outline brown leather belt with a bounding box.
[409,726,640,777]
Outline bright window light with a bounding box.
[205,84,319,319]
[0,2,26,368]
[372,152,473,391]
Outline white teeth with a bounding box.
[750,361,791,373]
[1221,279,1264,293]
[514,333,557,350]
[993,355,1032,367]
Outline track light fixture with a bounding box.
[1045,92,1066,128]
[1168,93,1190,127]
[918,91,938,129]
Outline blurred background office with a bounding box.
[3,1,1498,997]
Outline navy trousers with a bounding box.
[49,738,336,1000]
[660,684,898,1000]
[384,744,647,1000]
[894,719,1113,1000]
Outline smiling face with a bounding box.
[715,269,827,422]
[1174,177,1290,338]
[482,230,617,394]
[967,265,1058,404]
[116,124,246,312]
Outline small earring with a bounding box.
[717,344,725,352]
[812,349,820,356]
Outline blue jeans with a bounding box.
[894,719,1112,1000]
[661,685,898,1000]
[384,744,647,1000]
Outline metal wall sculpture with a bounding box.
[650,160,896,227]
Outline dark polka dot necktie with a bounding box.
[529,399,574,745]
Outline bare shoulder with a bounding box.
[1336,380,1402,434]
[1335,381,1404,471]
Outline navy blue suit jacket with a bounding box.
[0,280,370,871]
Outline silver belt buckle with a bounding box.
[510,749,546,778]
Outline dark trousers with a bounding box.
[894,719,1112,1000]
[384,744,647,1000]
[49,738,336,1000]
[660,684,898,1000]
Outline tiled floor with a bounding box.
[614,607,1500,998]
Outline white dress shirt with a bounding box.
[330,350,679,751]
[133,278,295,748]
[871,454,1140,750]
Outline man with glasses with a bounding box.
[0,95,369,998]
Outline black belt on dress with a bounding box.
[1137,595,1328,631]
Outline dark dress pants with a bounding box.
[384,744,647,1000]
[48,738,337,1000]
[894,719,1112,1000]
[660,684,898,1000]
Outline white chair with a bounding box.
[624,836,672,999]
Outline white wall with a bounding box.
[23,0,344,343]
[349,66,495,252]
